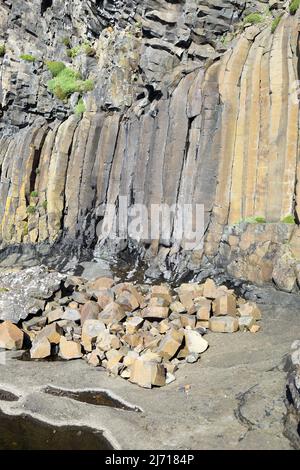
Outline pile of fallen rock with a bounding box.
[0,276,262,388]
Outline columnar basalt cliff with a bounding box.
[0,0,300,290]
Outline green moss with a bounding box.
[281,214,296,224]
[271,15,282,33]
[243,13,263,25]
[68,45,81,59]
[240,216,266,224]
[42,200,48,210]
[20,54,36,62]
[45,60,66,77]
[0,287,9,293]
[290,0,300,15]
[26,205,36,215]
[82,44,96,57]
[23,222,28,237]
[30,191,38,198]
[0,44,6,57]
[62,37,71,48]
[47,67,94,100]
[75,97,86,115]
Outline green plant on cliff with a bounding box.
[45,61,66,77]
[23,222,28,237]
[243,13,263,25]
[239,216,266,224]
[20,54,36,62]
[42,200,48,210]
[281,214,296,224]
[47,67,94,100]
[30,190,38,198]
[0,44,6,57]
[75,97,86,115]
[26,205,36,215]
[67,45,81,59]
[62,36,71,48]
[0,287,9,293]
[290,0,300,15]
[271,15,282,33]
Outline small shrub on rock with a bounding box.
[45,61,66,77]
[243,13,263,25]
[290,0,300,15]
[47,67,94,100]
[20,54,36,62]
[0,44,6,57]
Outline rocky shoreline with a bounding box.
[0,266,262,389]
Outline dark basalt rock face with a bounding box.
[1,0,300,289]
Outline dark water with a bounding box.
[0,412,114,450]
[0,389,19,402]
[43,385,140,412]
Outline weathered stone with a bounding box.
[149,297,170,308]
[116,291,139,312]
[180,314,196,328]
[184,329,208,354]
[35,322,63,344]
[186,353,199,363]
[30,336,51,359]
[237,302,262,320]
[47,307,64,324]
[249,324,261,334]
[97,289,115,309]
[158,319,170,334]
[106,349,124,373]
[81,319,106,352]
[151,285,172,304]
[89,277,114,291]
[124,350,139,367]
[99,302,126,324]
[238,316,256,332]
[0,267,64,323]
[209,316,239,333]
[62,308,81,322]
[129,358,166,388]
[80,301,101,325]
[87,349,101,366]
[0,321,24,350]
[59,336,82,360]
[156,329,184,360]
[170,301,186,313]
[178,293,196,314]
[142,306,169,319]
[195,297,212,321]
[202,279,218,299]
[213,293,236,316]
[125,316,144,334]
